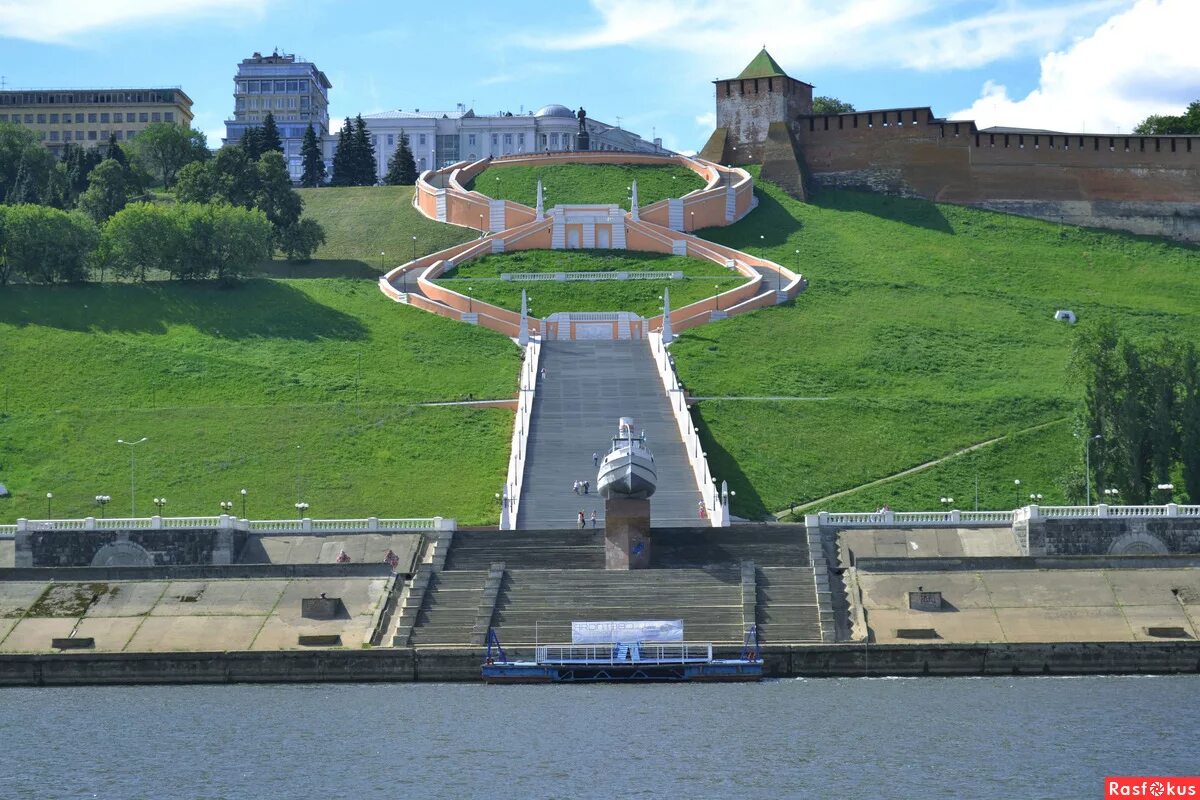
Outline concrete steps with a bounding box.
[667,198,683,231]
[443,530,605,571]
[650,526,811,568]
[516,341,701,529]
[756,567,823,643]
[408,570,488,646]
[489,199,506,233]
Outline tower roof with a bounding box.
[736,48,787,80]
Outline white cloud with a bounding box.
[695,111,716,129]
[952,0,1200,132]
[0,0,269,43]
[521,0,1128,73]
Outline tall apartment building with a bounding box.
[224,50,332,181]
[0,88,193,154]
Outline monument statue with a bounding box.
[576,106,591,151]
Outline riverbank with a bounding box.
[2,641,1198,686]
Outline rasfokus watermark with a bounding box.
[1106,778,1200,798]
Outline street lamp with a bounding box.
[116,437,148,516]
[1029,493,1044,503]
[1013,479,1021,507]
[153,497,166,514]
[240,488,248,519]
[714,285,720,311]
[690,211,695,233]
[1104,488,1120,502]
[411,235,417,262]
[94,494,111,519]
[467,286,474,313]
[1080,433,1102,505]
[940,496,954,509]
[295,501,310,519]
[45,492,53,518]
[220,500,233,514]
[479,213,484,236]
[1157,483,1175,502]
[379,251,385,271]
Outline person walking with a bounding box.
[573,480,579,494]
[698,499,707,520]
[592,452,599,467]
[577,509,585,529]
[583,480,589,495]
[590,509,597,528]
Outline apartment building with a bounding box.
[0,88,193,153]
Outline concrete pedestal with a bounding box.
[604,497,651,570]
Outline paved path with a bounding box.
[517,340,702,529]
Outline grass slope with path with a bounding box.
[469,163,706,208]
[676,171,1200,518]
[437,250,744,317]
[0,279,518,524]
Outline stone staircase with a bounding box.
[489,199,506,232]
[551,218,565,249]
[491,567,744,645]
[724,183,736,222]
[443,530,605,571]
[756,567,824,643]
[649,526,811,568]
[610,211,627,249]
[516,340,701,529]
[667,198,683,231]
[406,570,488,646]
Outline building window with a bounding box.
[248,81,259,93]
[503,133,512,144]
[387,134,394,146]
[275,99,284,110]
[238,81,247,93]
[127,130,135,139]
[88,113,97,123]
[114,112,123,123]
[275,80,286,92]
[49,130,59,141]
[299,80,309,91]
[286,80,298,92]
[151,112,161,122]
[62,130,70,141]
[75,113,84,123]
[36,113,45,123]
[165,111,174,122]
[491,133,498,146]
[468,134,476,146]
[300,96,310,109]
[287,97,296,109]
[249,99,258,110]
[88,130,97,140]
[419,134,426,145]
[550,133,559,147]
[100,112,110,123]
[518,133,525,148]
[0,114,6,122]
[49,113,59,123]
[115,131,123,140]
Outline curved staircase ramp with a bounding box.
[516,340,702,529]
[490,567,745,646]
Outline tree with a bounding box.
[240,127,265,161]
[1073,320,1121,491]
[255,150,302,233]
[100,202,181,282]
[1181,344,1200,503]
[352,114,377,186]
[0,204,96,284]
[129,122,209,187]
[260,112,284,154]
[384,132,418,185]
[300,124,326,188]
[105,134,128,168]
[330,118,354,187]
[1,123,52,204]
[278,217,326,262]
[1133,101,1200,135]
[0,208,8,286]
[174,202,272,282]
[78,159,131,223]
[812,96,856,115]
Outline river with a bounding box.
[2,676,1195,799]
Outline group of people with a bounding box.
[572,479,592,495]
[577,509,598,528]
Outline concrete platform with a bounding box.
[237,533,422,569]
[839,527,1022,564]
[0,540,13,568]
[856,567,1200,644]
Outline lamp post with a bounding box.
[153,497,166,514]
[46,492,53,518]
[1104,488,1120,503]
[95,494,111,519]
[1157,483,1175,503]
[1082,433,1102,505]
[379,251,385,271]
[1013,479,1021,508]
[690,210,695,233]
[240,488,248,519]
[940,496,954,509]
[468,286,474,314]
[1029,493,1044,504]
[294,501,310,519]
[714,285,720,311]
[479,213,484,236]
[220,500,233,515]
[116,437,148,517]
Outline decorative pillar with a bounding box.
[518,289,530,346]
[535,179,544,221]
[661,287,673,344]
[630,180,639,221]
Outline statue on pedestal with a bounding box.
[576,106,591,151]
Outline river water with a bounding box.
[1,676,1196,799]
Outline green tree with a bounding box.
[300,123,326,188]
[353,114,377,186]
[255,151,302,231]
[1113,340,1152,503]
[104,134,128,168]
[278,217,326,262]
[811,96,856,115]
[129,122,209,187]
[100,202,181,282]
[260,112,284,154]
[240,126,265,161]
[78,158,131,223]
[1,123,53,204]
[1181,344,1200,502]
[1073,320,1121,490]
[174,202,272,282]
[0,204,96,284]
[384,132,418,185]
[0,207,9,286]
[330,118,354,187]
[1133,101,1200,135]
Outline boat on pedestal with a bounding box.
[596,417,657,500]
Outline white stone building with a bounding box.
[323,104,665,183]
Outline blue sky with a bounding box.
[2,0,1196,151]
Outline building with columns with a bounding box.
[327,103,666,183]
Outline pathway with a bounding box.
[517,340,701,529]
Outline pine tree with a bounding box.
[1114,340,1152,503]
[105,134,128,167]
[330,118,354,186]
[300,124,326,188]
[1181,343,1200,502]
[261,112,284,154]
[240,127,265,161]
[383,132,417,185]
[352,114,376,186]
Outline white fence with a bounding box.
[8,515,455,534]
[0,524,16,540]
[813,504,1200,528]
[648,332,727,527]
[501,341,541,530]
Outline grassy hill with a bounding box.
[674,172,1200,517]
[437,250,744,317]
[470,163,705,208]
[0,279,518,524]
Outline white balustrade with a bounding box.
[501,341,541,530]
[814,503,1199,527]
[10,515,454,534]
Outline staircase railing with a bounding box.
[502,341,541,529]
[647,332,727,526]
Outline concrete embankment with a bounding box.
[2,642,1197,686]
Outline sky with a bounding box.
[1,0,1197,153]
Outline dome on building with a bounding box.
[534,104,574,118]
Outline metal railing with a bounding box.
[537,642,714,664]
[9,515,454,534]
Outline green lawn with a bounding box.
[0,279,518,523]
[676,172,1200,516]
[437,250,744,317]
[469,163,705,208]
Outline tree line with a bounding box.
[327,114,417,187]
[1074,321,1200,504]
[1134,100,1200,136]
